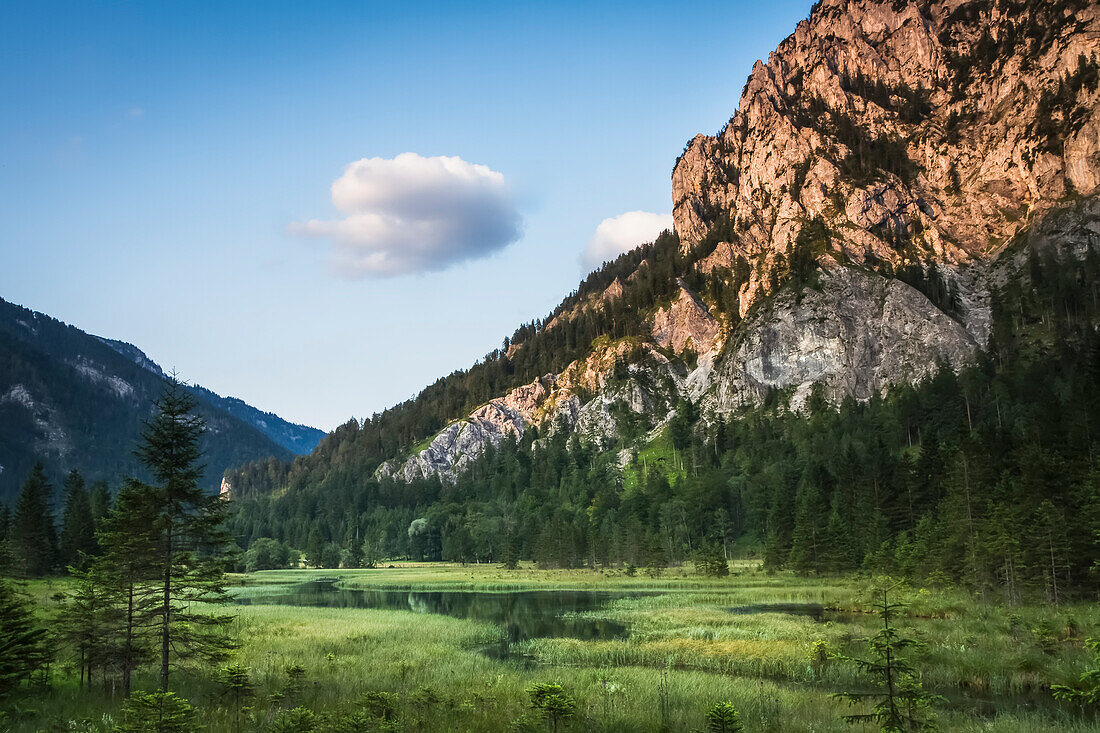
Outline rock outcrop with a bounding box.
[672,0,1100,315]
[374,0,1100,486]
[651,280,722,357]
[708,265,980,412]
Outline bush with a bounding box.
[527,683,576,732]
[705,701,744,733]
[117,691,199,733]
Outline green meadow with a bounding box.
[11,563,1100,732]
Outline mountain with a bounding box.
[229,0,1098,492]
[93,336,324,456]
[225,0,1099,589]
[0,297,323,501]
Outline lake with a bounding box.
[232,579,637,650]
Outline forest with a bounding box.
[224,231,1100,605]
[2,232,1099,731]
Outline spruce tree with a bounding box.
[61,565,111,690]
[136,377,237,691]
[0,503,12,572]
[90,478,163,695]
[60,469,97,570]
[12,462,57,578]
[0,577,49,697]
[88,481,112,530]
[833,586,942,731]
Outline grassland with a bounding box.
[9,563,1100,732]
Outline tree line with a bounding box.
[227,222,1100,602]
[0,378,235,702]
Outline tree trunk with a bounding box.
[161,525,172,691]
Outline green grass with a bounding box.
[619,427,680,492]
[9,565,1100,732]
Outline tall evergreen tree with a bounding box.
[0,503,12,572]
[12,463,57,578]
[0,577,49,697]
[59,469,97,570]
[136,377,237,691]
[89,478,163,695]
[88,481,112,529]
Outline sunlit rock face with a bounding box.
[379,0,1100,485]
[673,0,1100,315]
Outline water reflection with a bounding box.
[234,580,634,645]
[726,603,827,621]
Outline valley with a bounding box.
[11,565,1100,732]
[2,0,1099,730]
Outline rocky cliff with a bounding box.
[673,0,1099,316]
[263,0,1099,490]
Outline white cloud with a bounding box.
[581,211,673,270]
[290,153,522,277]
[127,107,146,118]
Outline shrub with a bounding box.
[527,683,576,733]
[117,691,199,733]
[705,701,744,733]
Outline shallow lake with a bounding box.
[233,580,636,649]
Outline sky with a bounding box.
[0,0,814,432]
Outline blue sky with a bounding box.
[0,0,813,431]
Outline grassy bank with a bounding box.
[8,565,1100,732]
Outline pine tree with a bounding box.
[60,469,97,570]
[12,462,57,578]
[833,586,942,731]
[92,478,163,695]
[0,503,12,573]
[500,531,519,570]
[218,664,256,733]
[61,565,111,690]
[1051,637,1100,708]
[136,377,237,691]
[0,577,49,697]
[89,481,112,529]
[789,479,828,573]
[705,701,744,733]
[117,690,198,733]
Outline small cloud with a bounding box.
[289,153,523,278]
[126,107,146,119]
[581,211,673,270]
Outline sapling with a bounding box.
[833,585,942,731]
[705,701,743,733]
[1051,637,1100,708]
[527,683,576,733]
[218,664,254,733]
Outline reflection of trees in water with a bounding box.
[405,592,429,614]
[264,584,632,643]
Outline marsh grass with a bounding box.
[11,566,1100,732]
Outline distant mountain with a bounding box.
[93,337,324,455]
[0,297,323,502]
[185,387,324,456]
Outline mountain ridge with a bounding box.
[224,0,1098,498]
[0,296,323,501]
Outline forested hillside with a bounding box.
[222,0,1100,599]
[229,198,1100,599]
[0,297,319,500]
[222,224,746,498]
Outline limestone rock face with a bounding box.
[652,280,722,356]
[379,401,528,484]
[707,266,980,412]
[376,0,1100,486]
[672,0,1100,315]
